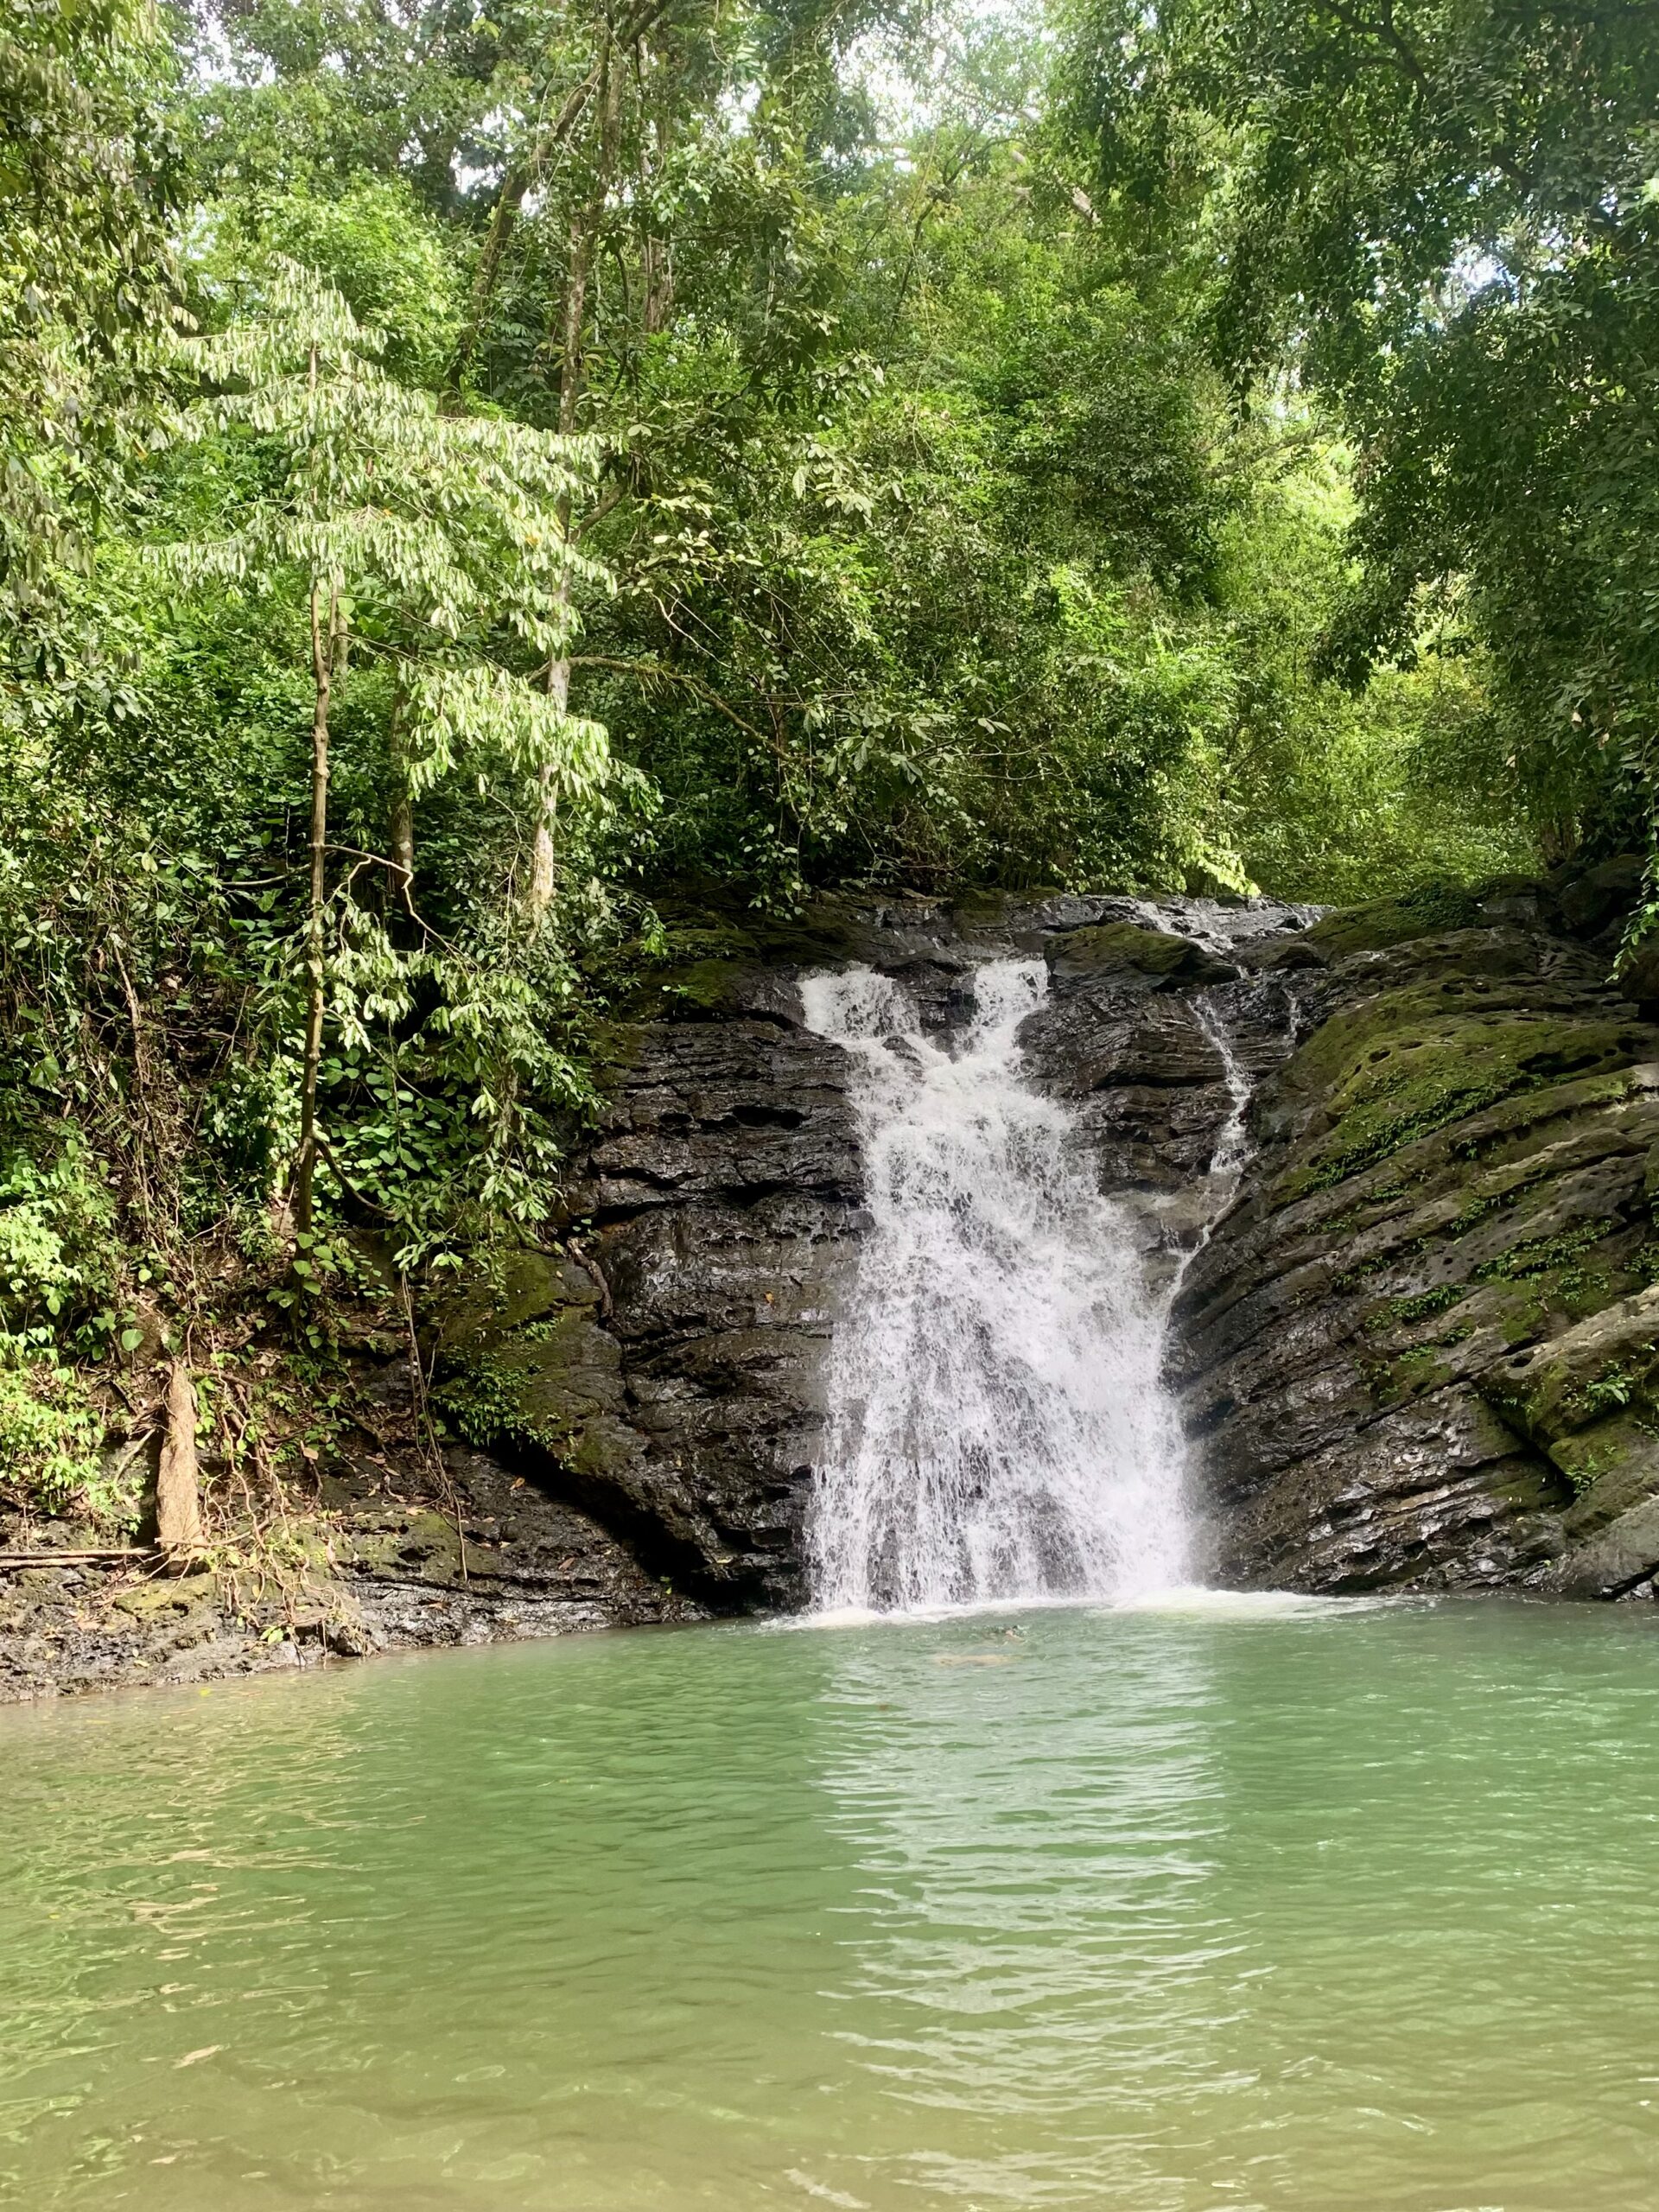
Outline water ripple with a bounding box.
[2,1601,1658,2209]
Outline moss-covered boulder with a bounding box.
[1046,920,1237,993]
[1302,882,1487,960]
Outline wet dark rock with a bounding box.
[429,987,868,1611]
[1556,852,1644,939]
[1020,906,1317,1194]
[1173,875,1659,1599]
[1045,919,1240,994]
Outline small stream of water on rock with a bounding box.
[1192,1000,1253,1185]
[799,958,1196,1613]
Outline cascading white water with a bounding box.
[799,959,1192,1615]
[1191,999,1253,1187]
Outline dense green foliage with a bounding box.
[12,0,1631,1514]
[1064,0,1659,854]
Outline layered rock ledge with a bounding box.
[1173,872,1659,1598]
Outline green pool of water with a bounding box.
[3,1595,1658,2210]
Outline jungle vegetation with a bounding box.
[2,0,1654,1513]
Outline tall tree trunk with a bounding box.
[641,229,673,334]
[640,66,673,336]
[390,787,415,887]
[387,682,414,893]
[448,75,600,400]
[527,48,620,926]
[292,575,334,1233]
[446,0,672,398]
[156,1358,205,1566]
[529,652,569,913]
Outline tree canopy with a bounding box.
[1063,0,1659,849]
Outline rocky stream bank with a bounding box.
[7,864,1659,1699]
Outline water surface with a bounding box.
[3,1598,1658,2209]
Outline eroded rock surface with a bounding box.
[1173,874,1659,1598]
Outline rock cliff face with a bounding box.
[431,1011,862,1612]
[466,868,1659,1614]
[435,892,1316,1610]
[1173,873,1659,1599]
[15,886,1323,1698]
[17,869,1656,1704]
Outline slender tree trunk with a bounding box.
[293,575,334,1233]
[641,35,681,336]
[641,230,673,334]
[390,789,415,885]
[446,0,672,398]
[156,1358,205,1566]
[448,79,598,400]
[556,48,617,442]
[387,683,414,892]
[639,185,672,334]
[529,651,569,913]
[526,48,620,927]
[639,64,673,338]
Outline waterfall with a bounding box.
[798,959,1192,1616]
[1192,999,1252,1185]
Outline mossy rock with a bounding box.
[623,906,848,1022]
[1478,1287,1659,1442]
[1360,1283,1471,1338]
[655,918,764,963]
[441,1319,626,1451]
[611,909,779,1022]
[1553,1494,1659,1598]
[340,1509,468,1588]
[1305,881,1485,961]
[1615,938,1659,1009]
[1279,1002,1643,1198]
[1283,972,1632,1103]
[947,889,1025,930]
[626,892,897,1005]
[427,1249,641,1484]
[433,1250,602,1354]
[1556,852,1644,938]
[1359,1343,1459,1406]
[1046,921,1236,990]
[1185,872,1659,1598]
[1551,1414,1659,1537]
[113,1577,215,1621]
[659,957,755,1015]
